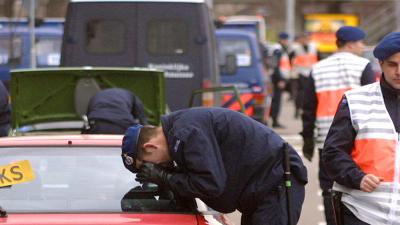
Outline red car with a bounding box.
[0,135,226,225]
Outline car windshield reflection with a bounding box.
[0,147,194,213]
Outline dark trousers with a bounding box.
[271,85,283,123]
[240,177,305,225]
[0,124,9,137]
[342,203,370,225]
[296,75,308,113]
[322,190,335,225]
[83,119,128,134]
[318,148,335,225]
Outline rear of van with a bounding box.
[216,29,271,124]
[61,0,219,111]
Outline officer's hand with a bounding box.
[135,162,173,187]
[302,137,314,162]
[220,214,236,225]
[278,80,286,89]
[360,174,382,193]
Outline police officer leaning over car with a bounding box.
[322,32,400,225]
[121,107,308,225]
[83,88,148,134]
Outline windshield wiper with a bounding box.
[0,206,7,218]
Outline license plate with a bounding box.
[0,160,36,187]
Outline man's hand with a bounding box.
[135,162,173,187]
[278,80,286,89]
[220,214,236,225]
[302,137,315,162]
[360,174,382,193]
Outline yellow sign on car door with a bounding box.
[0,160,35,187]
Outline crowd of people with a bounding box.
[269,30,320,128]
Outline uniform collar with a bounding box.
[332,51,358,58]
[160,115,181,160]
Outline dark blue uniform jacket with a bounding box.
[161,107,308,214]
[0,81,10,136]
[323,76,399,190]
[87,88,147,127]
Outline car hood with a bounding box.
[10,67,165,130]
[0,213,199,225]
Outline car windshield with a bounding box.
[0,147,194,213]
[0,36,22,67]
[35,38,61,67]
[218,38,252,67]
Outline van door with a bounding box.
[61,2,137,66]
[136,3,204,110]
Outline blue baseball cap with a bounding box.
[279,32,289,40]
[121,124,143,173]
[336,26,365,42]
[373,32,400,60]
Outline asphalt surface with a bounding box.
[225,93,327,225]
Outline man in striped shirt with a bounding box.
[301,26,375,225]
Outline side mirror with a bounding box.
[224,54,237,75]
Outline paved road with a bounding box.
[225,93,327,225]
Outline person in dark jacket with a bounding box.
[0,81,10,136]
[121,107,308,225]
[270,32,291,128]
[83,88,147,134]
[322,32,400,225]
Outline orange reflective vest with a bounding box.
[312,52,369,147]
[346,83,397,182]
[292,43,318,77]
[271,43,291,79]
[279,53,291,79]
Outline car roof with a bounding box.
[0,27,63,35]
[0,134,123,147]
[216,28,257,39]
[71,0,205,3]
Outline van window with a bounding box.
[86,20,125,54]
[147,20,188,55]
[218,38,252,68]
[0,36,22,67]
[36,38,62,67]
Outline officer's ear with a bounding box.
[142,142,158,154]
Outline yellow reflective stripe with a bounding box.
[0,160,36,187]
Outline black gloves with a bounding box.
[136,162,173,188]
[302,137,315,162]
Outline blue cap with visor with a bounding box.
[121,124,143,173]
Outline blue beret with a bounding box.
[373,32,400,60]
[279,32,289,40]
[336,26,365,42]
[121,124,143,173]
